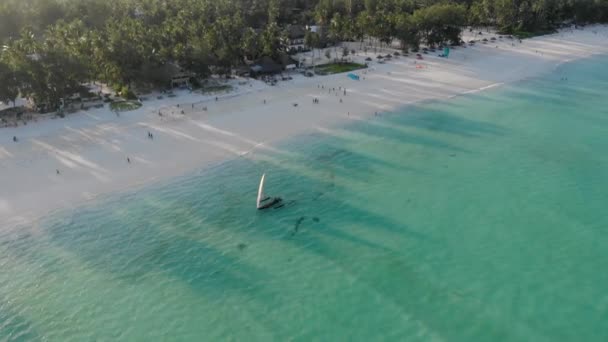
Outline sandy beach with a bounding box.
[2,25,608,227]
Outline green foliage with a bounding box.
[0,61,19,106]
[119,87,137,100]
[393,12,420,51]
[315,62,366,75]
[110,100,141,112]
[0,0,607,112]
[413,3,467,46]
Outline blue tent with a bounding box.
[347,73,360,81]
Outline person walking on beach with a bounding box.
[56,169,60,175]
[13,136,17,142]
[127,157,131,164]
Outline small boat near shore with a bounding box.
[256,173,283,210]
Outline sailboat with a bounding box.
[256,173,282,210]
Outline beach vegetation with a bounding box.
[0,0,607,113]
[119,87,137,101]
[315,62,366,75]
[110,100,142,112]
[0,61,19,107]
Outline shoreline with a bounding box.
[2,25,608,228]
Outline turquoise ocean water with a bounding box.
[2,56,608,341]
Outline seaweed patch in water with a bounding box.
[317,149,350,162]
[237,243,247,251]
[312,217,320,223]
[295,216,306,231]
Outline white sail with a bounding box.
[256,173,266,209]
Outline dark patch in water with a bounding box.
[295,216,306,231]
[317,149,351,163]
[237,243,247,251]
[284,200,296,208]
[312,217,320,223]
[291,216,307,237]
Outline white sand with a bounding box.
[2,25,608,227]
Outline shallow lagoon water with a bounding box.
[2,56,608,341]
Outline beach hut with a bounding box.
[170,71,195,89]
[277,53,299,70]
[250,56,282,76]
[285,25,307,53]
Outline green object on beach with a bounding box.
[315,62,367,75]
[2,56,608,341]
[109,100,142,112]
